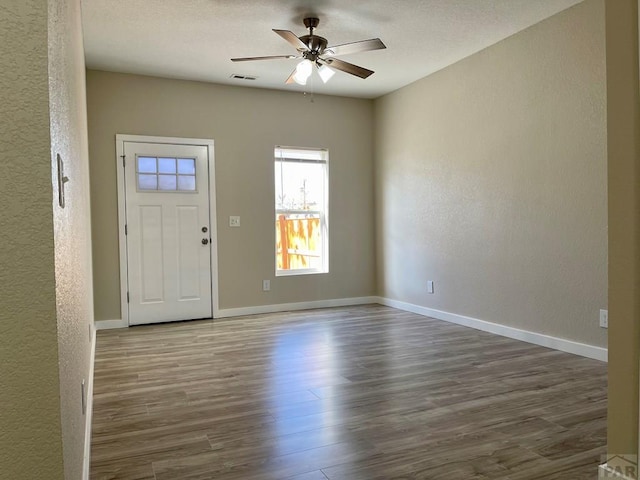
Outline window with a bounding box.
[275,146,328,276]
[136,156,197,192]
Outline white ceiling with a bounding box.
[81,0,584,99]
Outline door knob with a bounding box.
[202,226,208,233]
[202,238,209,245]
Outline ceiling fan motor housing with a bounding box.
[299,35,328,59]
[300,18,326,60]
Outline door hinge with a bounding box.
[126,292,130,303]
[121,154,126,167]
[125,224,128,235]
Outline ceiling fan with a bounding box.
[231,17,386,85]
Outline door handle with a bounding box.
[202,238,209,245]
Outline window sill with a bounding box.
[276,269,328,277]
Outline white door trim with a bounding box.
[115,134,219,326]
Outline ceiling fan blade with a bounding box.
[285,67,298,85]
[324,38,386,57]
[231,55,298,62]
[319,57,374,79]
[273,29,309,52]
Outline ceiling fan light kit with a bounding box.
[292,59,313,85]
[317,64,335,83]
[231,17,386,86]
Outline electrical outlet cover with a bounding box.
[599,309,608,328]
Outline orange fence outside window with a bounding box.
[276,214,322,270]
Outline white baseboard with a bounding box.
[95,299,606,363]
[215,296,378,318]
[95,318,128,330]
[95,298,377,328]
[599,462,637,479]
[376,297,607,362]
[82,326,96,480]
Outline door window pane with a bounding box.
[158,157,176,174]
[138,157,157,173]
[178,175,196,191]
[178,158,196,175]
[138,174,158,190]
[159,174,177,191]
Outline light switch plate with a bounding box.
[229,216,240,227]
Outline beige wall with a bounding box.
[605,0,640,459]
[0,2,89,480]
[0,1,63,479]
[48,0,95,478]
[86,72,376,320]
[374,0,608,348]
[0,1,64,478]
[0,0,94,478]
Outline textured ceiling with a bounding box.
[81,0,584,99]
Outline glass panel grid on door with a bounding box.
[136,156,197,192]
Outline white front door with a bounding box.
[123,141,213,325]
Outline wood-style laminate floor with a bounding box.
[91,305,607,480]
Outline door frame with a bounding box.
[115,134,219,326]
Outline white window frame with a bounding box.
[275,146,329,276]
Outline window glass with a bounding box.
[158,174,177,191]
[274,147,328,276]
[158,157,176,174]
[138,157,157,173]
[136,155,197,192]
[178,175,196,191]
[138,174,158,190]
[275,162,324,210]
[178,158,196,175]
